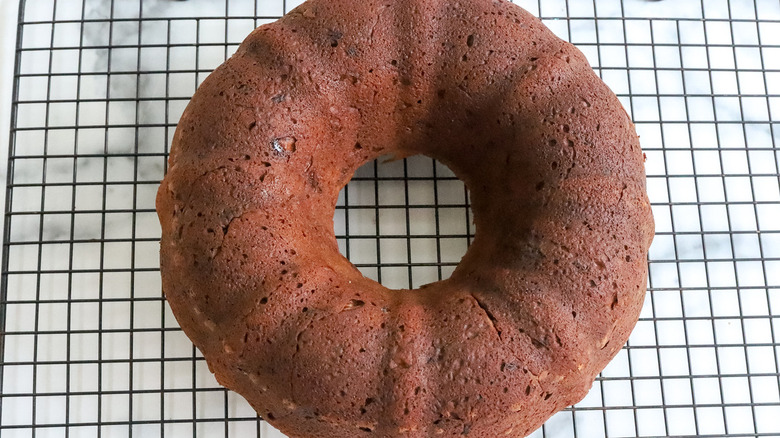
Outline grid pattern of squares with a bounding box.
[335,157,473,291]
[2,0,780,437]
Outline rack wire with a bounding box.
[2,0,779,437]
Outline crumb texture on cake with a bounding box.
[156,0,654,436]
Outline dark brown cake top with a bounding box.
[156,0,654,436]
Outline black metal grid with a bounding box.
[2,0,779,437]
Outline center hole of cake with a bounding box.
[334,155,475,290]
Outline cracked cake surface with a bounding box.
[156,0,654,436]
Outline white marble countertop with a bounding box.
[0,1,19,237]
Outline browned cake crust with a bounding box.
[156,0,655,436]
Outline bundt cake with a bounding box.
[156,0,655,436]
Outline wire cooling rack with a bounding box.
[2,0,780,437]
